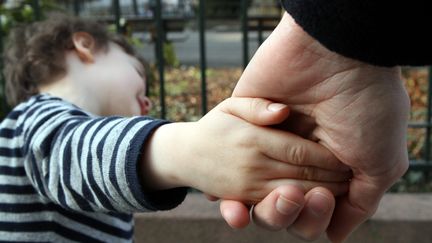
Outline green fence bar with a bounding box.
[241,0,249,69]
[33,0,42,21]
[112,0,121,33]
[154,0,166,119]
[199,0,207,115]
[0,14,5,120]
[74,0,81,16]
[0,17,2,65]
[133,0,139,15]
[0,15,3,69]
[257,20,264,46]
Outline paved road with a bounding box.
[136,30,272,67]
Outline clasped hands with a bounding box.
[208,13,410,242]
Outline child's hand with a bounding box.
[142,97,351,204]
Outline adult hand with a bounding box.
[220,12,410,242]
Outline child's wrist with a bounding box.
[140,123,191,191]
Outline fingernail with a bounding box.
[268,103,287,112]
[276,195,301,215]
[309,193,332,217]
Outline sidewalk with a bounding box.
[134,193,432,243]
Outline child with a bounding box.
[0,14,350,242]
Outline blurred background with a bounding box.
[0,0,431,192]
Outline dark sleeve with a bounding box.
[280,0,432,67]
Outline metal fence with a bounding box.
[410,67,432,171]
[1,0,432,171]
[69,0,271,117]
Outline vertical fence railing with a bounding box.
[241,0,249,69]
[132,0,139,16]
[426,66,432,163]
[408,66,432,171]
[407,69,431,171]
[112,0,121,33]
[154,0,166,119]
[257,19,264,46]
[198,0,207,115]
[73,0,81,16]
[0,13,5,117]
[33,0,42,20]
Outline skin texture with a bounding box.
[142,97,351,203]
[218,12,410,242]
[39,32,351,214]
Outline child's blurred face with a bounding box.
[86,43,152,117]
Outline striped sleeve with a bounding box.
[20,96,187,213]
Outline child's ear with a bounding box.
[72,32,95,63]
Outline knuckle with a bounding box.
[287,145,307,164]
[242,130,260,146]
[237,184,260,203]
[239,157,262,173]
[250,97,263,109]
[298,167,316,180]
[249,98,266,115]
[234,171,266,200]
[234,171,253,189]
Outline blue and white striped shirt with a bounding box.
[0,94,187,242]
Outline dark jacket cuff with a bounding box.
[280,0,432,66]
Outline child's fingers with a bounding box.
[269,161,352,182]
[257,128,350,171]
[218,97,290,126]
[267,179,349,197]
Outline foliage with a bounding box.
[0,0,64,33]
[163,41,180,67]
[147,66,240,121]
[403,67,429,160]
[0,0,67,119]
[389,67,432,192]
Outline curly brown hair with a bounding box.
[3,13,146,107]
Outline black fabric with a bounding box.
[281,0,432,66]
